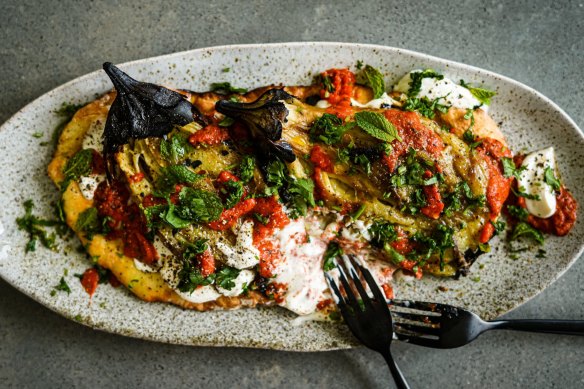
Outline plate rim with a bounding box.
[1,42,582,351]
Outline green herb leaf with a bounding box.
[63,149,93,181]
[160,133,193,164]
[221,180,244,209]
[210,82,248,95]
[501,157,523,179]
[237,155,256,183]
[254,213,269,225]
[155,165,202,194]
[362,65,385,99]
[265,159,288,189]
[54,277,71,294]
[354,111,401,143]
[16,199,61,252]
[161,204,192,229]
[288,178,316,218]
[75,207,108,238]
[403,96,450,119]
[369,221,398,248]
[408,69,444,97]
[460,80,497,106]
[544,166,561,191]
[491,220,507,235]
[510,221,544,245]
[309,113,353,145]
[323,242,343,271]
[215,267,241,290]
[175,187,223,223]
[507,205,530,221]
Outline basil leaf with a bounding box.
[362,65,385,99]
[354,111,401,143]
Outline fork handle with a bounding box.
[381,350,410,389]
[489,319,584,335]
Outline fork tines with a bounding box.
[324,254,387,309]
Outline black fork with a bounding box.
[390,299,584,349]
[325,255,410,389]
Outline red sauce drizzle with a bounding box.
[381,109,444,172]
[319,68,355,119]
[80,268,100,297]
[188,124,230,146]
[252,196,290,278]
[310,145,334,173]
[420,170,444,219]
[93,181,159,265]
[475,138,513,243]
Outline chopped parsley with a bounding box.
[507,205,529,221]
[53,277,71,295]
[544,167,561,191]
[369,221,398,248]
[16,200,62,252]
[210,82,248,95]
[221,180,244,209]
[501,157,525,179]
[403,96,450,119]
[512,187,541,201]
[443,181,486,216]
[309,113,353,145]
[462,109,482,150]
[319,75,335,94]
[174,187,224,223]
[155,165,202,195]
[491,220,507,235]
[288,178,316,219]
[237,155,256,183]
[323,242,343,271]
[408,69,444,97]
[215,267,241,290]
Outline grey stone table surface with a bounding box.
[1,0,583,388]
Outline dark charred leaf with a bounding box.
[215,89,297,163]
[102,62,205,175]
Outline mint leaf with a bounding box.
[175,187,223,223]
[354,111,401,143]
[362,65,385,99]
[155,165,202,194]
[460,80,496,105]
[160,133,193,164]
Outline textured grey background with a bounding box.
[1,1,583,388]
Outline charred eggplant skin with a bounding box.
[215,89,297,163]
[102,62,205,176]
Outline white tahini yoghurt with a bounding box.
[517,147,558,218]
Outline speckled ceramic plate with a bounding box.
[0,43,582,351]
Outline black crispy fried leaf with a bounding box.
[102,62,205,175]
[215,89,297,163]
